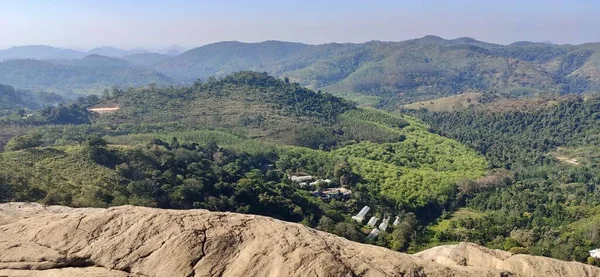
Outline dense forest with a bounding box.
[413,96,600,168]
[410,96,600,263]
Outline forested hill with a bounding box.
[408,95,600,263]
[0,55,175,96]
[0,84,64,110]
[94,71,356,148]
[151,37,600,106]
[411,96,600,169]
[1,36,599,103]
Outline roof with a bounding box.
[88,99,120,109]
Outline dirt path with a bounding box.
[555,156,580,165]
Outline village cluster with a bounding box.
[351,206,401,240]
[290,174,399,240]
[289,174,352,201]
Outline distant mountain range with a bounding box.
[0,36,599,105]
[0,45,87,60]
[150,37,600,106]
[0,45,187,60]
[0,54,173,96]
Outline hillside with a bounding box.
[0,83,64,110]
[412,95,600,168]
[122,53,172,67]
[403,93,483,112]
[94,71,355,147]
[0,55,175,95]
[1,203,598,277]
[148,37,600,106]
[409,95,600,263]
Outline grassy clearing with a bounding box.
[404,92,482,112]
[549,146,600,166]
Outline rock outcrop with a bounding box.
[416,243,600,277]
[0,203,598,277]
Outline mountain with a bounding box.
[94,71,355,146]
[0,45,174,60]
[146,37,600,107]
[87,46,150,57]
[121,53,172,67]
[158,44,187,55]
[1,37,599,103]
[404,95,600,264]
[0,202,598,277]
[152,40,315,82]
[0,45,86,60]
[0,55,175,95]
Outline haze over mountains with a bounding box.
[0,45,187,60]
[0,35,599,106]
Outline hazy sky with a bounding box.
[1,0,599,50]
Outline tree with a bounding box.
[316,216,335,233]
[0,183,11,202]
[389,213,417,251]
[111,86,124,97]
[333,222,362,242]
[102,89,111,100]
[169,137,180,149]
[170,178,204,208]
[334,160,353,187]
[83,136,115,166]
[41,105,90,124]
[5,133,43,151]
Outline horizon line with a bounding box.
[2,35,600,52]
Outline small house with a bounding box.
[290,175,313,182]
[88,100,120,114]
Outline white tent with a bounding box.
[366,228,380,240]
[378,216,390,231]
[367,216,378,227]
[351,206,370,223]
[290,175,313,182]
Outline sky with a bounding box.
[1,0,599,50]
